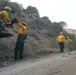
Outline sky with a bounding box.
[11,0,76,30]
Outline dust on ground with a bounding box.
[0,51,76,75]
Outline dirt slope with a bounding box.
[0,51,76,75]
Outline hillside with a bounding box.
[0,0,76,63]
[0,12,56,62]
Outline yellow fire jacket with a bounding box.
[12,22,27,35]
[56,35,65,43]
[0,10,10,24]
[66,39,72,44]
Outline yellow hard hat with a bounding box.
[4,6,11,11]
[60,32,63,34]
[22,22,27,26]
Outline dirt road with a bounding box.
[0,51,76,75]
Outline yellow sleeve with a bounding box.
[65,39,67,43]
[69,39,72,43]
[63,36,66,42]
[56,36,59,43]
[18,22,26,29]
[12,28,19,33]
[2,11,11,24]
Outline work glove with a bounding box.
[6,18,18,27]
[6,22,12,27]
[11,18,18,24]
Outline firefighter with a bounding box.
[56,32,65,52]
[0,6,12,32]
[66,36,72,51]
[12,20,27,61]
